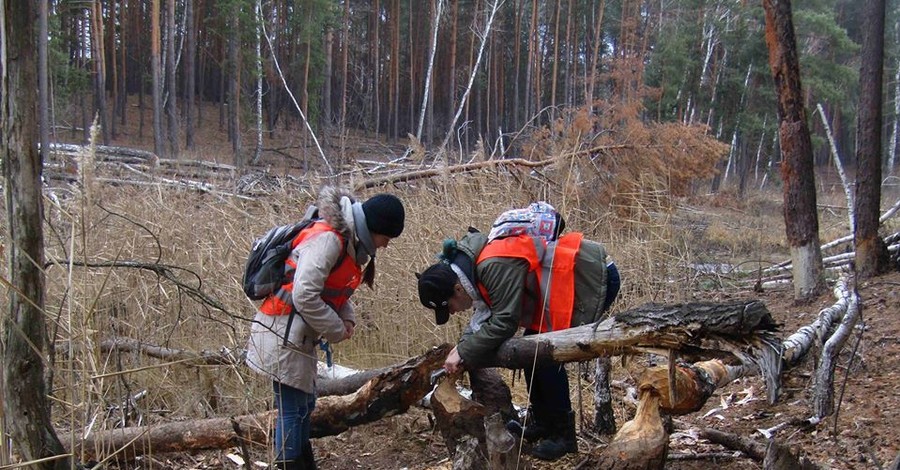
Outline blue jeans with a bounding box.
[273,381,316,462]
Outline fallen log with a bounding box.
[485,300,777,370]
[66,344,451,462]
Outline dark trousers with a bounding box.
[522,345,573,417]
[523,262,620,418]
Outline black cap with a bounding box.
[362,193,406,238]
[416,263,458,325]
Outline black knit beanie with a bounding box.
[362,193,405,238]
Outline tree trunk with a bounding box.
[39,0,49,162]
[165,0,179,158]
[91,0,110,144]
[108,0,119,139]
[228,14,242,166]
[323,27,333,125]
[372,0,381,135]
[185,0,196,149]
[593,356,617,434]
[550,0,561,114]
[762,0,825,302]
[479,300,776,369]
[416,0,443,143]
[587,0,606,110]
[1,1,70,467]
[854,0,890,279]
[340,0,349,164]
[447,0,458,132]
[513,0,523,131]
[391,0,400,139]
[151,0,164,156]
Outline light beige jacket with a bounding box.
[245,187,362,393]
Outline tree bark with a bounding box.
[151,0,164,156]
[593,356,617,434]
[165,0,179,158]
[91,0,110,144]
[38,0,49,162]
[762,0,825,302]
[1,1,70,467]
[185,0,196,149]
[854,0,890,279]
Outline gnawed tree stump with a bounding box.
[596,387,669,469]
[596,359,743,469]
[66,344,450,462]
[431,376,487,453]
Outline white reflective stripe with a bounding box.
[539,241,557,319]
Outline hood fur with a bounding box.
[317,186,354,235]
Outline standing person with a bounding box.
[247,186,405,470]
[416,227,620,461]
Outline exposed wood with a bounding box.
[430,375,488,454]
[595,388,668,469]
[484,413,517,470]
[66,345,451,462]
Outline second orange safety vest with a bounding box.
[475,232,584,332]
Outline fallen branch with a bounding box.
[355,144,633,189]
[813,276,861,418]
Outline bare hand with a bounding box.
[343,319,355,340]
[443,346,464,374]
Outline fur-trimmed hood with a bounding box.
[316,185,355,236]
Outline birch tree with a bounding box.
[151,0,164,156]
[415,0,444,143]
[439,0,502,152]
[165,0,179,158]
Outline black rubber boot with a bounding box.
[274,460,302,470]
[529,411,577,461]
[301,441,318,470]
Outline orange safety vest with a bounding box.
[259,222,362,315]
[475,232,584,332]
